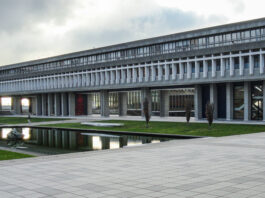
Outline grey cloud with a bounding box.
[67,8,226,50]
[0,0,76,33]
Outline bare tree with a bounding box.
[206,102,214,127]
[143,97,151,128]
[185,99,192,124]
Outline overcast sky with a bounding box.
[0,0,264,66]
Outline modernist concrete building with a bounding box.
[1,18,265,121]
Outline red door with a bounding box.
[75,94,84,115]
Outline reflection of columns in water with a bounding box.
[42,129,48,146]
[119,136,128,148]
[101,137,110,149]
[142,137,151,144]
[55,130,62,148]
[48,129,55,147]
[69,131,77,149]
[87,136,93,150]
[62,130,69,149]
[36,129,43,145]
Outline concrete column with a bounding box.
[260,51,264,74]
[212,58,216,78]
[263,81,265,121]
[151,65,156,81]
[203,59,208,78]
[68,93,75,116]
[187,62,192,79]
[230,55,234,76]
[158,65,162,80]
[239,52,244,76]
[13,97,22,114]
[133,68,137,83]
[42,94,47,116]
[221,55,225,77]
[194,85,202,120]
[226,83,233,120]
[195,59,199,79]
[61,93,68,116]
[249,54,254,75]
[145,65,149,82]
[141,88,151,117]
[160,90,169,117]
[165,64,169,80]
[100,90,109,117]
[244,82,251,121]
[121,69,126,84]
[116,69,120,84]
[87,94,93,115]
[172,64,177,80]
[179,63,184,79]
[36,94,42,116]
[127,68,131,83]
[118,92,127,116]
[47,93,53,116]
[210,84,218,119]
[139,67,143,82]
[54,93,61,116]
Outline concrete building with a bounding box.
[1,18,265,121]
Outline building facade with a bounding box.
[1,18,265,121]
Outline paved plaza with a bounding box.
[1,132,265,198]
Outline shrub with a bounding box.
[143,97,151,128]
[185,99,192,124]
[206,102,214,127]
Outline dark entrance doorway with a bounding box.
[217,84,226,118]
[201,85,210,118]
[75,94,87,115]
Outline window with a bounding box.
[233,84,244,120]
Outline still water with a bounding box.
[0,127,172,155]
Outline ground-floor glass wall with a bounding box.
[92,93,100,114]
[233,83,244,120]
[109,92,118,114]
[169,88,194,116]
[151,90,160,116]
[251,82,263,120]
[127,91,141,116]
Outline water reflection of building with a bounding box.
[0,128,164,151]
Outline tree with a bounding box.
[206,102,214,127]
[143,97,151,128]
[185,99,192,124]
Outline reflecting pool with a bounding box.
[0,127,172,155]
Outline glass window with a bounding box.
[251,82,263,120]
[234,57,239,69]
[244,56,249,69]
[233,84,244,120]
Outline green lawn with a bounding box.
[0,117,67,124]
[40,120,265,137]
[0,150,34,160]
